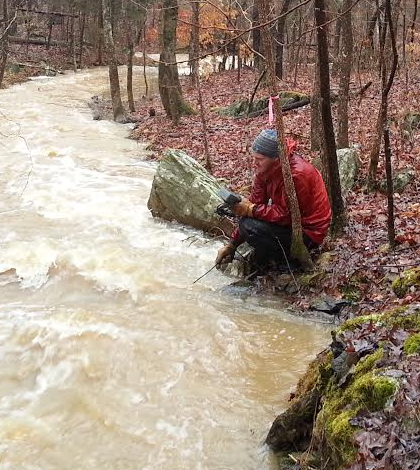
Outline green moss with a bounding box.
[327,410,358,464]
[299,270,326,288]
[404,333,420,355]
[294,351,332,399]
[314,369,397,469]
[392,268,420,298]
[354,348,383,376]
[337,313,382,334]
[348,373,397,412]
[382,306,420,330]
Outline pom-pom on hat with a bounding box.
[251,129,278,159]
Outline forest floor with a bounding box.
[130,65,420,318]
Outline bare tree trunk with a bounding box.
[367,0,398,189]
[258,0,313,270]
[97,2,104,65]
[142,22,149,98]
[127,41,135,112]
[411,0,418,42]
[275,0,292,79]
[0,0,10,87]
[384,128,395,248]
[315,0,346,235]
[196,74,212,172]
[158,0,194,124]
[190,0,199,86]
[71,15,77,72]
[310,53,323,151]
[252,4,262,69]
[78,5,86,68]
[336,0,353,149]
[331,0,342,76]
[46,20,53,50]
[102,0,124,121]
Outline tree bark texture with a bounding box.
[258,0,313,270]
[310,52,323,152]
[102,0,124,121]
[0,0,9,88]
[252,4,262,69]
[190,0,199,85]
[367,0,398,189]
[158,0,194,124]
[336,0,353,149]
[315,0,346,235]
[384,128,395,248]
[275,0,292,79]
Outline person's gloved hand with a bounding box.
[232,197,255,217]
[215,242,236,270]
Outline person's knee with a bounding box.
[238,217,254,239]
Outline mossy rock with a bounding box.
[337,313,383,334]
[404,332,420,355]
[392,268,420,298]
[299,270,326,288]
[315,371,398,469]
[378,166,416,194]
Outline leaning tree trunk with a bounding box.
[158,0,194,125]
[336,0,353,149]
[102,0,124,121]
[315,0,346,235]
[258,0,313,270]
[275,0,292,79]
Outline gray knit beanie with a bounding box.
[251,129,278,158]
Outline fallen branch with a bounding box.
[241,97,311,119]
[9,36,66,47]
[14,62,64,74]
[17,7,79,18]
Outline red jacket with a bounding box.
[231,138,331,245]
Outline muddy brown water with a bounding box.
[0,66,329,470]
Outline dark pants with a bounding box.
[238,217,318,267]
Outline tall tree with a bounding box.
[336,0,353,149]
[315,0,346,234]
[275,0,292,79]
[367,0,398,189]
[102,0,124,121]
[0,0,10,87]
[258,0,313,270]
[158,0,194,125]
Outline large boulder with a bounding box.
[147,149,235,236]
[313,147,360,192]
[337,148,360,191]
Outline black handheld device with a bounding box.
[218,187,241,206]
[216,188,242,218]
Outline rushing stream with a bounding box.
[0,66,329,470]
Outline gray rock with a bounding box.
[378,166,416,194]
[337,148,360,191]
[147,149,235,235]
[312,147,360,192]
[310,296,351,315]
